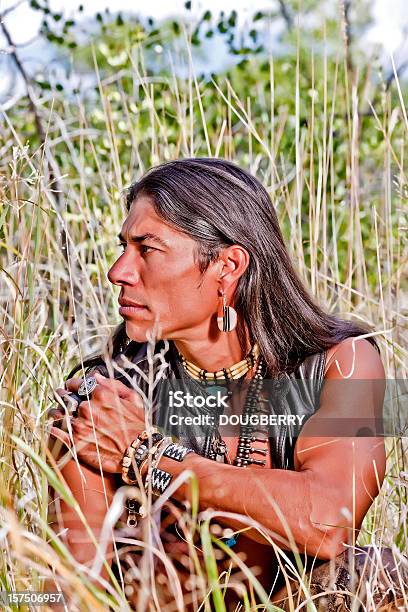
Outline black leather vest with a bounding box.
[108,342,327,471]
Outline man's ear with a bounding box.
[217,245,250,286]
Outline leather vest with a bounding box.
[108,341,327,471]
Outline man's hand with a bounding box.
[49,372,148,473]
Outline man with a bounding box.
[50,158,397,609]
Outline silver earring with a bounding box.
[217,293,237,332]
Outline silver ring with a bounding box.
[77,376,97,397]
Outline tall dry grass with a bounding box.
[0,22,407,611]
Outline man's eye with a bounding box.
[116,243,155,255]
[140,245,154,255]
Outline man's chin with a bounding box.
[126,320,164,343]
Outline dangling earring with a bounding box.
[217,290,237,332]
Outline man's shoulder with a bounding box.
[290,336,382,383]
[324,337,383,380]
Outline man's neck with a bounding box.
[173,333,250,372]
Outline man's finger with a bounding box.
[47,407,65,420]
[64,372,129,400]
[50,393,79,417]
[49,426,72,448]
[93,372,143,403]
[64,377,83,393]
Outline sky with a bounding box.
[1,0,408,54]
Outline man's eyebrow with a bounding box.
[117,232,169,248]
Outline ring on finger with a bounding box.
[77,376,98,397]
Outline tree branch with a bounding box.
[0,18,47,144]
[0,0,27,19]
[277,0,293,31]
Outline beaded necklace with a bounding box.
[172,346,270,551]
[177,346,269,467]
[179,343,260,381]
[233,355,269,467]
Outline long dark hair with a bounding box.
[70,157,378,378]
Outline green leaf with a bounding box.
[228,10,237,27]
[200,522,225,610]
[37,79,51,90]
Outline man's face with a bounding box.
[108,196,221,343]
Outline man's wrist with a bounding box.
[121,429,167,484]
[155,451,203,502]
[120,433,203,511]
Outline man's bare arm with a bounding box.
[48,455,118,585]
[158,338,386,559]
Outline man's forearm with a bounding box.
[157,453,347,558]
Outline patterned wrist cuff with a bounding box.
[145,467,173,496]
[162,442,194,462]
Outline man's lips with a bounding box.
[118,299,148,316]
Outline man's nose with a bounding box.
[108,253,141,286]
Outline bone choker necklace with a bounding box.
[178,343,260,381]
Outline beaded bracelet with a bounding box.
[143,440,175,496]
[122,432,172,527]
[121,430,163,485]
[137,436,170,480]
[125,439,194,526]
